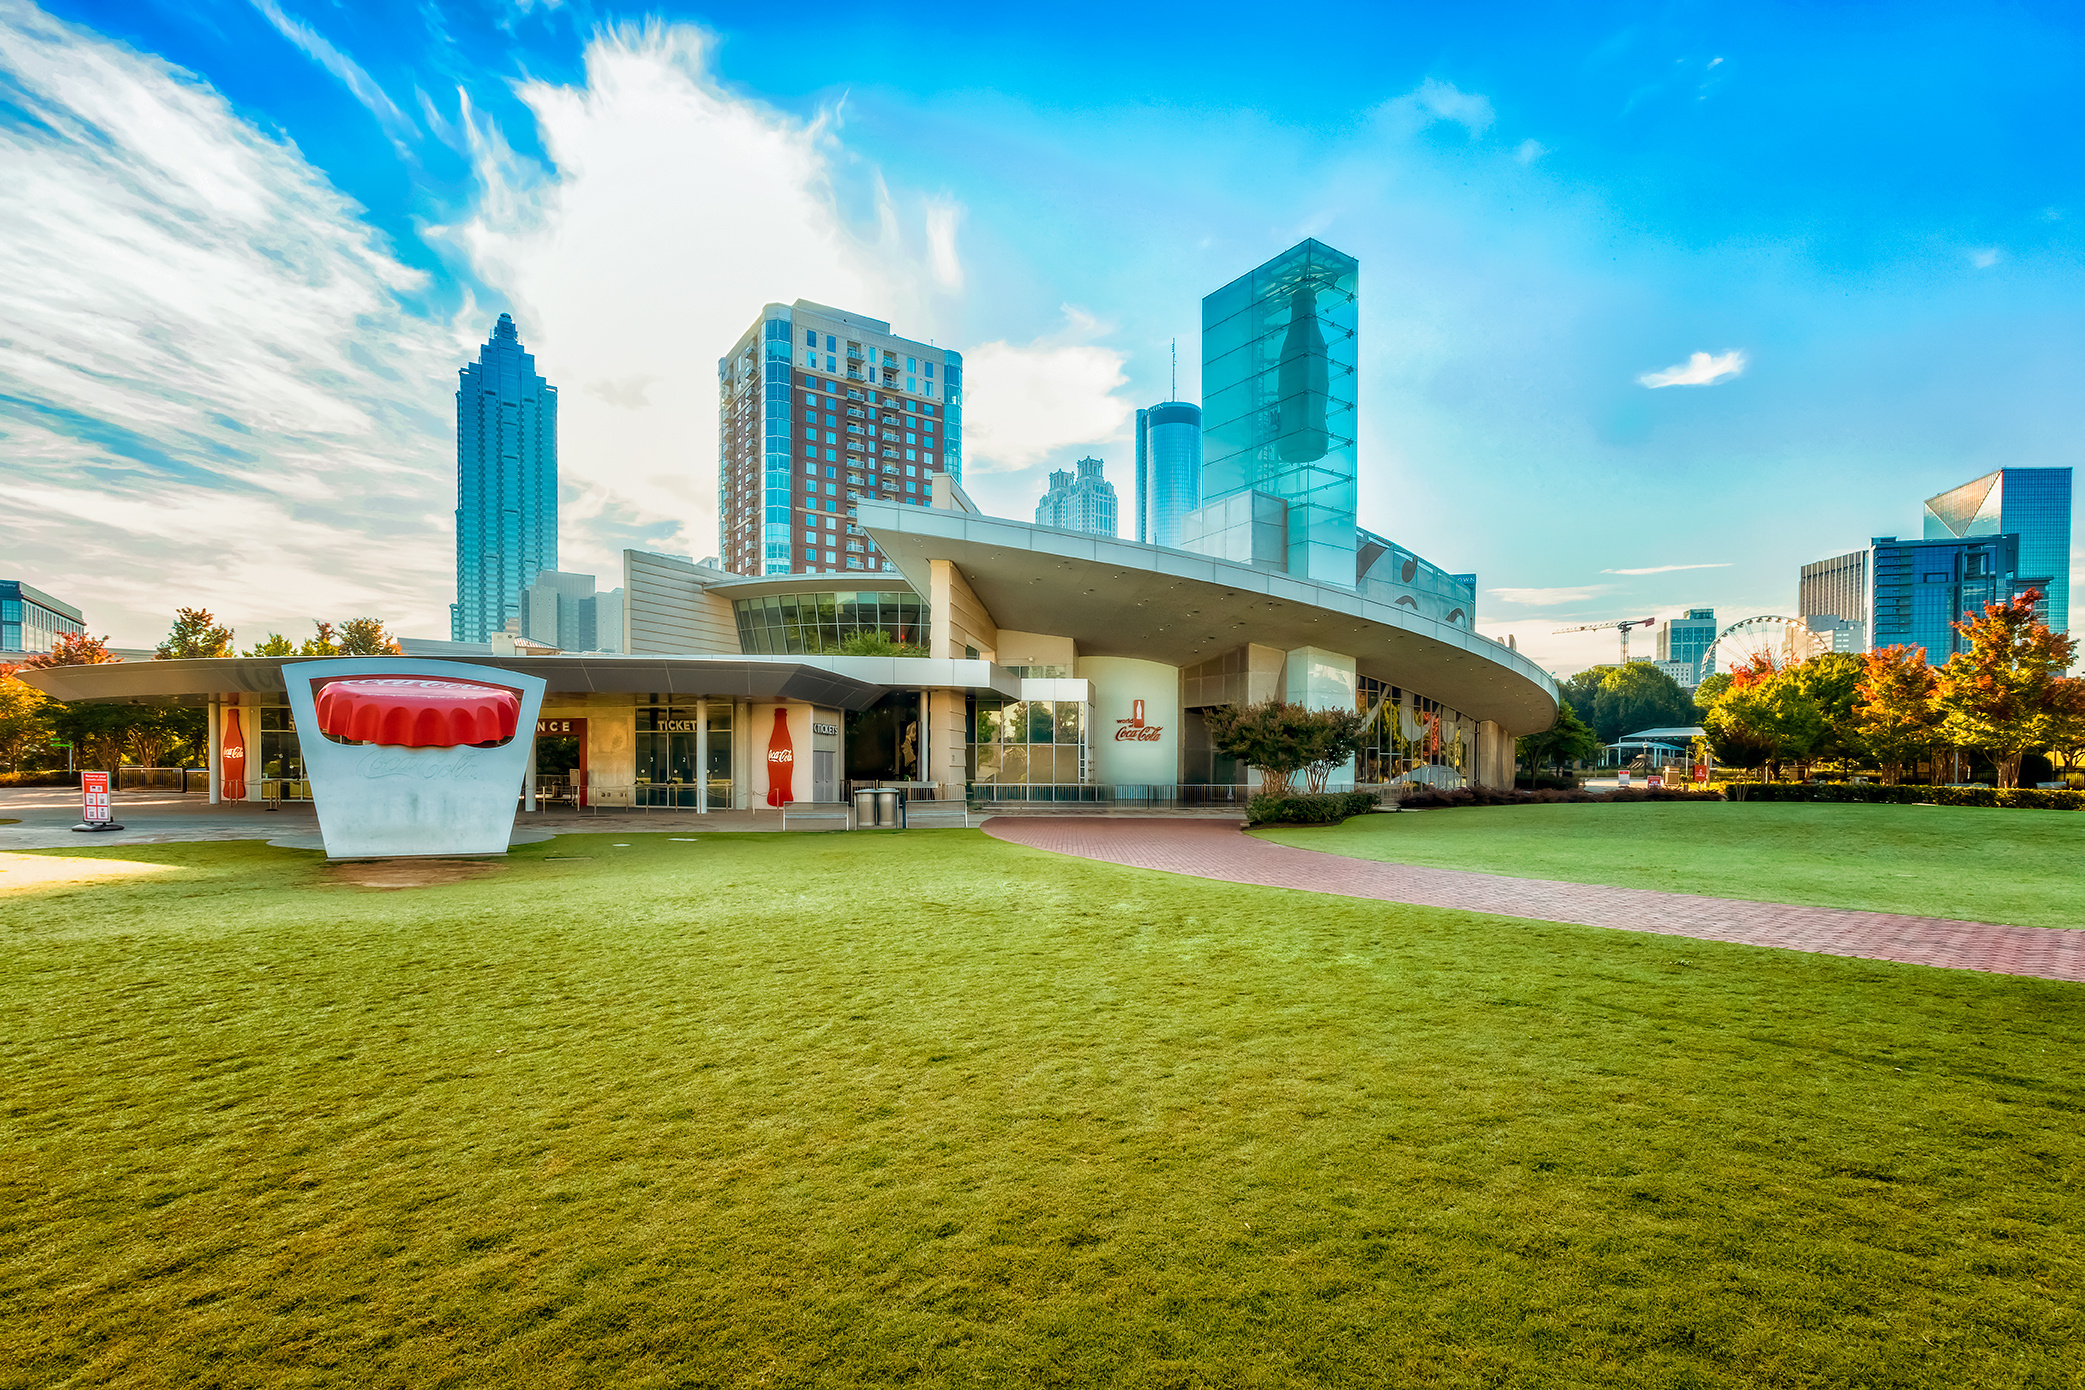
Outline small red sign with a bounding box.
[766,709,795,806]
[221,708,248,801]
[81,771,111,823]
[1114,699,1163,742]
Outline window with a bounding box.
[905,432,917,445]
[804,529,818,543]
[803,409,817,421]
[824,413,837,426]
[825,550,836,563]
[803,444,816,457]
[825,466,837,478]
[923,362,934,378]
[923,403,935,416]
[906,464,918,477]
[805,461,819,475]
[826,482,838,495]
[825,334,837,351]
[805,329,817,346]
[906,479,917,493]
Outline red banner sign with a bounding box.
[765,709,795,806]
[221,708,248,801]
[81,771,110,823]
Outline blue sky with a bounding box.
[6,0,2082,667]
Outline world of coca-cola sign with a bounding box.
[1114,699,1164,742]
[282,657,547,859]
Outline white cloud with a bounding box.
[1601,562,1732,575]
[0,0,462,646]
[443,21,964,572]
[1637,349,1746,388]
[1514,139,1547,163]
[247,0,416,148]
[1382,79,1495,138]
[957,308,1133,480]
[1968,247,2002,269]
[1486,586,1609,606]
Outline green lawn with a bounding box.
[1257,801,2085,929]
[3,830,2082,1388]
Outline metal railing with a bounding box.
[964,783,1253,807]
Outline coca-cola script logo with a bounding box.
[1114,699,1164,742]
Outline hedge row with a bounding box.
[0,770,78,786]
[1715,782,2085,810]
[1247,792,1383,825]
[1399,786,1727,810]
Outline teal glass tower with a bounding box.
[1923,468,2072,635]
[453,314,558,642]
[1134,402,1201,546]
[1189,240,1358,583]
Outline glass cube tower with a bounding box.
[1191,239,1358,584]
[1923,468,2072,635]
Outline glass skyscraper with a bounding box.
[453,313,558,643]
[1134,402,1201,546]
[1923,468,2071,635]
[1188,239,1358,584]
[1869,533,2039,660]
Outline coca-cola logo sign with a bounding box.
[1114,699,1163,742]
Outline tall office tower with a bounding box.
[1181,239,1358,582]
[717,300,963,576]
[453,313,558,643]
[1034,456,1119,536]
[1800,551,1872,651]
[519,571,625,653]
[1134,402,1202,546]
[1923,468,2072,634]
[1868,534,2048,660]
[1656,608,1718,679]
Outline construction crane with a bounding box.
[1553,616,1658,664]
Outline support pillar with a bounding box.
[696,697,709,814]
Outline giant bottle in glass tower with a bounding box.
[453,313,558,642]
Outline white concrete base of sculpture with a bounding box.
[283,658,547,860]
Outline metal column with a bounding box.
[695,696,708,815]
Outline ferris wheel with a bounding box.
[1697,615,1808,678]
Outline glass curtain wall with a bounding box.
[964,694,1088,798]
[1355,676,1473,788]
[256,706,311,799]
[733,591,926,654]
[635,701,733,808]
[1200,239,1359,584]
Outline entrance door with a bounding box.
[534,717,588,807]
[812,749,836,802]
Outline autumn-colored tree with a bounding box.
[2037,677,2085,779]
[245,633,297,656]
[0,668,54,771]
[1934,589,2079,789]
[154,607,235,659]
[1854,645,1941,784]
[336,617,402,656]
[17,631,121,669]
[299,621,341,656]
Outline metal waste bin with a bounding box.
[852,788,878,829]
[875,788,907,829]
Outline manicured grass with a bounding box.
[3,831,2082,1388]
[1257,800,2085,928]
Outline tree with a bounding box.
[0,668,54,771]
[1561,662,1698,745]
[336,617,402,656]
[18,631,121,669]
[825,630,928,658]
[1934,590,2078,789]
[299,622,340,656]
[1790,651,1866,769]
[1516,699,1601,777]
[155,608,234,659]
[245,633,297,656]
[1203,699,1317,798]
[1298,706,1370,793]
[44,700,138,774]
[2041,678,2085,779]
[1854,645,1941,784]
[1703,677,1821,782]
[1703,694,1779,782]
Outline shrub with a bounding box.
[1246,791,1381,825]
[1713,782,2084,810]
[0,770,77,787]
[1396,786,1727,811]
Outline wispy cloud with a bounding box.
[1600,563,1733,575]
[0,0,459,644]
[1383,78,1495,138]
[1514,138,1547,163]
[248,0,417,148]
[962,307,1133,476]
[1487,586,1608,606]
[1637,350,1746,388]
[1968,247,2002,269]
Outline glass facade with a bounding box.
[634,701,733,808]
[1355,676,1474,788]
[1134,402,1201,546]
[454,314,558,642]
[963,694,1089,789]
[1923,467,2071,635]
[1656,608,1718,678]
[1355,529,1477,626]
[1869,534,2035,660]
[1197,239,1359,584]
[0,580,84,656]
[732,590,926,654]
[256,706,311,800]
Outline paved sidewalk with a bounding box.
[982,816,2085,983]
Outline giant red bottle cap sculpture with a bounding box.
[314,678,520,748]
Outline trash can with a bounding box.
[852,788,879,829]
[875,787,906,830]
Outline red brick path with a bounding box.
[982,816,2085,983]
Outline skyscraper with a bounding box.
[717,300,963,576]
[453,313,558,643]
[1656,608,1718,681]
[1800,551,1871,650]
[1181,239,1358,583]
[1869,533,2044,660]
[1034,456,1119,537]
[1134,402,1201,546]
[520,570,625,653]
[1922,468,2072,634]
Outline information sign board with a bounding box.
[73,771,123,832]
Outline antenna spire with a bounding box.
[1170,338,1177,400]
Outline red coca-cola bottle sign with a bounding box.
[222,708,248,800]
[765,708,794,807]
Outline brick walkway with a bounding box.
[982,817,2085,983]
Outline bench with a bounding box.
[903,802,971,829]
[782,802,852,832]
